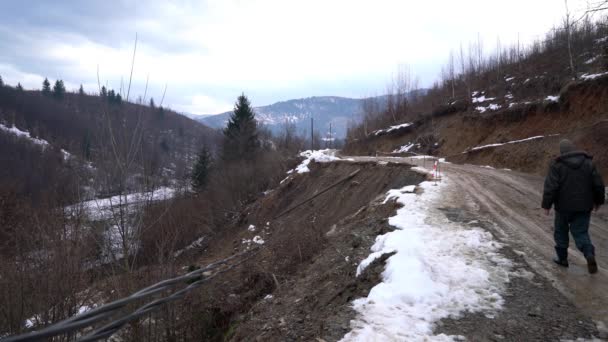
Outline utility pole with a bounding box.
[310,117,314,151]
[329,122,332,149]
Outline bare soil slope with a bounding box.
[345,76,608,179]
[178,161,425,341]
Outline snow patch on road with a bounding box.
[288,149,340,174]
[342,178,512,341]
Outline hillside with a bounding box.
[0,86,219,201]
[344,18,608,179]
[196,92,426,140]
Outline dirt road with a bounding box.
[344,155,608,334]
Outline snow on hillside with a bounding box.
[68,187,176,221]
[342,174,514,341]
[372,122,413,136]
[0,123,50,147]
[465,134,560,153]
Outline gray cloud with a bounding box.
[0,0,590,114]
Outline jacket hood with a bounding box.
[556,151,592,169]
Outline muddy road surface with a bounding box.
[345,155,608,335]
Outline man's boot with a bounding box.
[587,256,598,274]
[554,247,569,267]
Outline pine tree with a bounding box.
[115,93,122,104]
[0,75,4,87]
[149,97,155,108]
[108,89,116,103]
[53,80,66,99]
[222,93,259,160]
[16,83,23,91]
[157,106,165,120]
[191,146,213,191]
[79,84,85,96]
[82,132,92,161]
[100,86,107,97]
[42,78,51,96]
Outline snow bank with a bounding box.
[372,123,413,136]
[466,134,558,153]
[0,123,50,147]
[289,149,340,174]
[341,179,512,341]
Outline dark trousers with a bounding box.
[554,211,595,259]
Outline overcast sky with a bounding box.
[0,0,591,115]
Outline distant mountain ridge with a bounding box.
[195,92,426,139]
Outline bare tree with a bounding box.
[564,0,577,79]
[448,50,456,98]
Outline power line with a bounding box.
[2,248,260,342]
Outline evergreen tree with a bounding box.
[191,146,213,191]
[222,93,259,160]
[0,75,4,87]
[82,132,92,160]
[42,78,51,96]
[149,97,155,108]
[115,93,122,104]
[53,80,66,99]
[16,83,23,91]
[79,84,85,96]
[100,86,107,97]
[157,106,165,120]
[108,89,116,103]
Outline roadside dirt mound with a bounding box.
[179,160,425,341]
[449,120,608,179]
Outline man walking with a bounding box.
[542,139,605,274]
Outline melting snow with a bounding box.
[0,123,50,147]
[248,225,256,232]
[595,36,608,44]
[174,236,205,258]
[545,95,560,102]
[290,149,340,174]
[466,134,558,152]
[372,123,413,136]
[392,143,416,154]
[472,95,495,103]
[581,72,608,81]
[341,178,512,341]
[585,56,598,64]
[68,187,176,221]
[475,103,501,113]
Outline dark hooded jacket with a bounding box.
[542,151,606,212]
